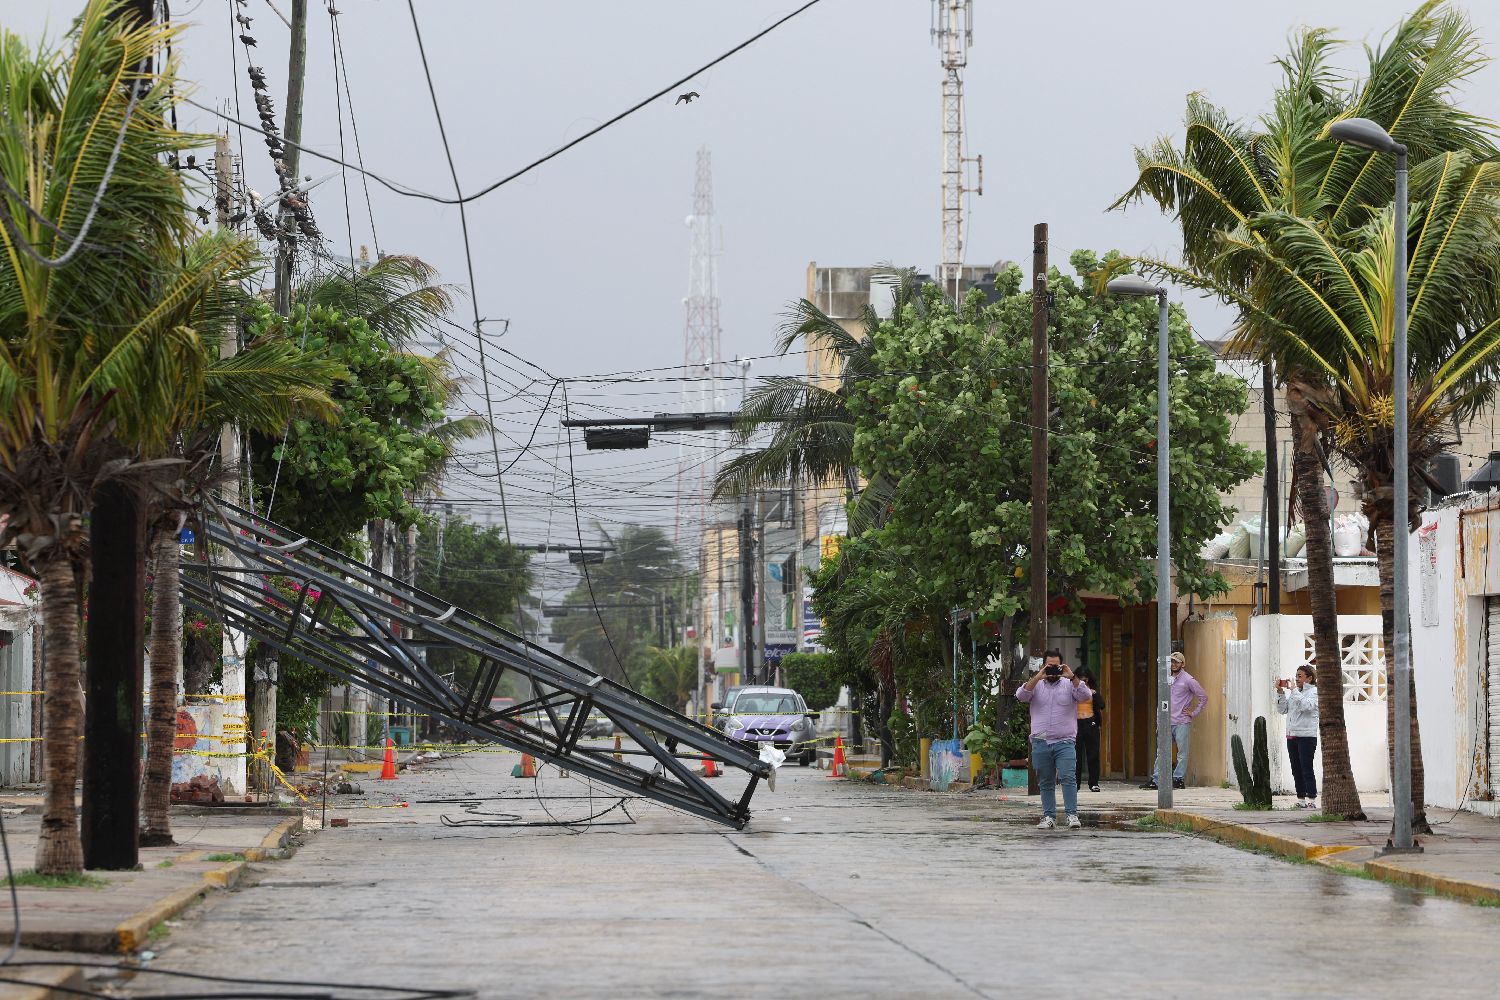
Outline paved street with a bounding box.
[133,750,1500,1000]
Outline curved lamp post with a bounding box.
[1327,117,1415,853]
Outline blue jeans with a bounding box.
[1032,738,1078,819]
[1152,722,1193,782]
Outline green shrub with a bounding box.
[781,652,842,711]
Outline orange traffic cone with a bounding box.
[829,735,847,778]
[613,734,623,763]
[703,755,718,778]
[379,738,397,780]
[521,753,536,778]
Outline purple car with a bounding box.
[713,686,819,766]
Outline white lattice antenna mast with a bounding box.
[934,0,982,298]
[675,147,723,544]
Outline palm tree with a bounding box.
[139,235,341,846]
[558,524,682,681]
[714,268,921,509]
[1111,2,1494,818]
[0,3,257,873]
[1234,152,1500,832]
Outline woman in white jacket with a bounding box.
[1276,666,1319,809]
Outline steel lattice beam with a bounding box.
[179,503,770,828]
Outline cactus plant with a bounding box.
[1250,716,1272,806]
[1231,716,1274,808]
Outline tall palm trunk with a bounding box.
[1289,407,1364,819]
[1366,501,1431,834]
[141,524,181,846]
[35,557,84,875]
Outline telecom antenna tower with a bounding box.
[933,0,982,299]
[674,147,724,546]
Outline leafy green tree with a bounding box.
[245,298,465,744]
[816,255,1258,759]
[248,301,455,543]
[845,254,1255,623]
[415,514,533,693]
[1114,0,1493,819]
[779,652,841,712]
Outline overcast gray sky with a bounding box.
[11,1,1500,567]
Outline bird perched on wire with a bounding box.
[194,206,211,225]
[235,13,252,28]
[247,66,267,89]
[675,91,700,104]
[239,33,257,47]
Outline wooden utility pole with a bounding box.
[272,0,309,314]
[1027,223,1048,798]
[1263,363,1281,612]
[1028,223,1050,664]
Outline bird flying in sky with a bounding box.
[675,92,699,104]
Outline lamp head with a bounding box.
[1106,275,1163,298]
[1327,117,1401,154]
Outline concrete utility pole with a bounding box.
[1263,363,1281,613]
[756,493,769,684]
[272,0,308,314]
[255,0,308,771]
[739,508,757,685]
[1026,223,1048,798]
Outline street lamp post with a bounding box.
[1327,117,1416,852]
[1106,275,1172,811]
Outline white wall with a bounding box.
[1247,613,1389,794]
[1409,502,1497,814]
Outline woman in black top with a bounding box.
[1074,667,1104,793]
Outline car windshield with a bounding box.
[732,693,802,715]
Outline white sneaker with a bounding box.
[1036,816,1056,830]
[1066,814,1082,830]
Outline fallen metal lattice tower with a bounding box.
[179,502,770,828]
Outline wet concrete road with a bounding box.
[136,749,1500,999]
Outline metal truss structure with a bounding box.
[179,503,772,828]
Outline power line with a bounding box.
[405,0,514,546]
[180,0,826,207]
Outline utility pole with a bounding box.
[756,493,769,684]
[255,0,308,773]
[1263,364,1281,613]
[273,0,308,314]
[739,508,757,685]
[1026,223,1048,798]
[1028,223,1049,665]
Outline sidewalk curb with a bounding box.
[0,963,85,999]
[108,817,309,953]
[1156,808,1500,906]
[243,815,303,862]
[1153,808,1336,860]
[1365,858,1500,905]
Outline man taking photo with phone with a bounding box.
[1017,649,1093,830]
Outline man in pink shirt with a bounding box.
[1016,649,1093,830]
[1141,651,1208,791]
